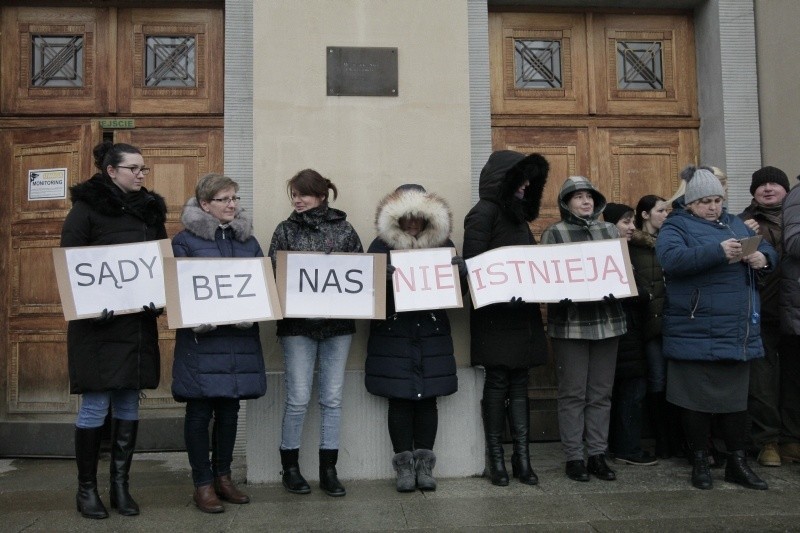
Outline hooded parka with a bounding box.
[60,174,167,393]
[365,187,458,400]
[170,199,267,401]
[463,151,549,368]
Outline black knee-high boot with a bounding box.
[482,368,510,486]
[507,370,537,486]
[75,426,109,519]
[109,419,140,515]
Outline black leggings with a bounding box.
[681,408,748,452]
[388,397,438,453]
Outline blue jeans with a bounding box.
[609,376,647,457]
[280,334,352,450]
[76,390,140,428]
[645,337,666,393]
[184,398,240,487]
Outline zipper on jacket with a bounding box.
[689,288,700,319]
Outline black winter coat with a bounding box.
[170,199,267,401]
[614,296,646,381]
[628,229,665,342]
[463,150,549,369]
[365,188,458,400]
[60,174,167,394]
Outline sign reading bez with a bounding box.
[53,239,172,320]
[465,239,637,309]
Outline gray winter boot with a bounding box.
[413,449,437,491]
[392,451,416,492]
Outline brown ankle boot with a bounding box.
[214,474,250,504]
[193,484,224,513]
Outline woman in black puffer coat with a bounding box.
[463,150,549,487]
[365,184,460,493]
[171,173,267,513]
[61,141,166,519]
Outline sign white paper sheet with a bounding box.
[389,247,462,312]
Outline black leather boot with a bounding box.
[319,449,346,497]
[75,426,109,519]
[725,450,768,490]
[587,454,616,481]
[508,396,538,486]
[279,448,310,494]
[691,450,713,490]
[109,419,140,515]
[482,397,509,486]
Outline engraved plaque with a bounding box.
[327,46,398,97]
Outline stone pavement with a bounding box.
[2,442,800,532]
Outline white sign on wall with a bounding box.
[163,257,282,328]
[28,168,67,200]
[389,247,462,312]
[53,240,173,320]
[276,251,386,319]
[465,239,637,309]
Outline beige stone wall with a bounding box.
[252,0,473,370]
[755,0,800,181]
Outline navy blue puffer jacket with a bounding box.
[170,199,267,401]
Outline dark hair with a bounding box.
[93,141,142,176]
[634,194,667,229]
[286,169,338,204]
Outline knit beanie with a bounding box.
[750,166,790,195]
[683,166,724,204]
[603,202,634,224]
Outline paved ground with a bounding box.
[2,442,800,532]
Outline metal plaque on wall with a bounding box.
[327,46,398,97]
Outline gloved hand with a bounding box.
[386,264,396,280]
[603,293,617,303]
[451,255,468,278]
[558,298,573,307]
[142,302,164,318]
[92,308,114,324]
[508,296,525,308]
[192,324,217,334]
[234,321,254,329]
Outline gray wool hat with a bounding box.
[683,167,724,204]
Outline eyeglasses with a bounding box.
[210,196,241,204]
[116,165,151,176]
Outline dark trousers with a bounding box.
[185,398,240,487]
[609,376,647,458]
[683,409,748,452]
[388,397,438,453]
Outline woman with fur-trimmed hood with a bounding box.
[463,151,549,488]
[365,184,461,493]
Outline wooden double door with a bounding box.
[0,4,223,456]
[489,10,700,439]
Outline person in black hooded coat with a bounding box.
[463,150,549,487]
[60,141,166,519]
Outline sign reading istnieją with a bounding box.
[465,238,637,309]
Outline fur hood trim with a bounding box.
[630,228,657,249]
[375,189,452,250]
[180,197,254,242]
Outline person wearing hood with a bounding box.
[541,176,626,483]
[61,141,167,519]
[656,165,777,491]
[365,184,461,492]
[463,151,549,487]
[171,173,267,513]
[268,169,363,498]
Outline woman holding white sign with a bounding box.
[365,184,462,492]
[540,176,626,483]
[171,173,267,513]
[61,141,167,519]
[463,150,550,487]
[268,169,363,497]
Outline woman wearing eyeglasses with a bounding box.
[268,169,363,497]
[171,173,267,513]
[61,141,167,519]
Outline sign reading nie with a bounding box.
[276,251,386,319]
[389,247,463,312]
[465,239,637,309]
[163,257,282,328]
[53,240,173,320]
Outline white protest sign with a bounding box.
[53,239,172,320]
[466,238,637,309]
[389,247,463,312]
[163,257,283,328]
[276,251,386,319]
